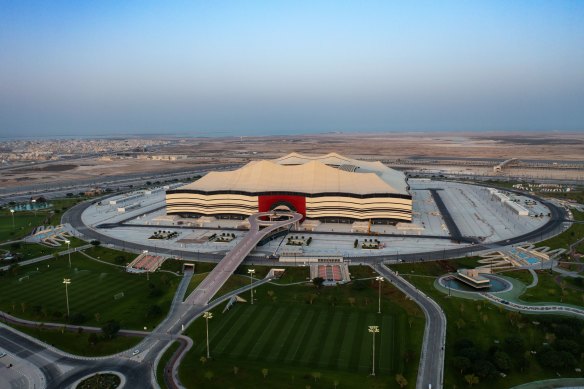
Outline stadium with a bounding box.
[166,152,412,223]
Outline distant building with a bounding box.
[166,152,412,223]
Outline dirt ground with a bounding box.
[1,132,582,188]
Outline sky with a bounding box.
[0,0,583,138]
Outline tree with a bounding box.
[69,312,87,325]
[464,374,479,386]
[455,318,466,329]
[308,294,318,304]
[395,373,408,388]
[88,332,99,346]
[204,371,214,381]
[101,320,120,340]
[199,356,207,364]
[352,280,367,291]
[493,351,512,371]
[312,277,325,289]
[261,368,268,378]
[453,356,471,374]
[473,360,497,379]
[233,366,239,375]
[90,240,101,246]
[311,372,321,382]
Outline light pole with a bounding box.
[10,209,15,228]
[65,239,71,268]
[248,269,255,304]
[368,325,379,376]
[203,311,213,359]
[375,276,384,314]
[63,278,71,317]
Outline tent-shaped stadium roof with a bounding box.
[179,153,409,196]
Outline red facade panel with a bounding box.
[258,195,306,218]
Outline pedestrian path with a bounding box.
[482,292,584,318]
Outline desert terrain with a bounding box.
[1,132,583,188]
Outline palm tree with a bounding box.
[395,374,408,388]
[204,371,214,381]
[465,374,479,386]
[311,372,321,382]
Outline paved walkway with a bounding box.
[482,292,584,318]
[526,268,539,288]
[0,244,92,271]
[0,346,45,389]
[510,377,584,389]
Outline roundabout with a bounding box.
[74,371,124,389]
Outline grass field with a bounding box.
[390,260,584,388]
[502,269,584,306]
[9,323,141,357]
[82,245,137,266]
[179,267,425,388]
[0,253,179,330]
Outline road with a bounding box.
[185,211,302,305]
[62,187,567,266]
[375,264,446,389]
[0,163,242,205]
[0,324,152,389]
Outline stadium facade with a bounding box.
[166,153,412,223]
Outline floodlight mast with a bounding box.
[65,240,71,268]
[248,269,256,305]
[368,325,380,376]
[63,278,71,317]
[375,276,384,314]
[203,311,213,358]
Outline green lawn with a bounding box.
[8,322,141,357]
[537,209,584,251]
[503,269,584,306]
[179,267,425,388]
[82,245,137,266]
[390,261,584,388]
[0,253,179,330]
[0,210,49,243]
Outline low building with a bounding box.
[454,268,491,289]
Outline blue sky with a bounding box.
[0,1,583,137]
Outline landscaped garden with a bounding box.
[389,260,584,388]
[76,372,121,389]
